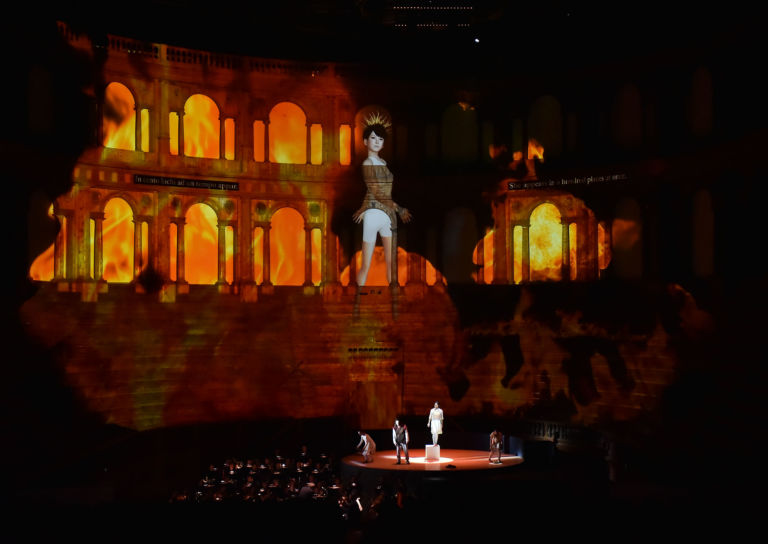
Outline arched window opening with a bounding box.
[103,82,135,150]
[224,118,235,160]
[253,121,265,162]
[103,198,134,283]
[529,203,562,282]
[253,227,264,284]
[184,94,220,159]
[269,102,307,164]
[185,203,218,284]
[310,124,322,165]
[270,207,305,285]
[311,228,322,285]
[339,124,352,165]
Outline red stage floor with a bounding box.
[342,449,523,472]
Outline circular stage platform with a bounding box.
[342,448,523,473]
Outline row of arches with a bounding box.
[103,64,715,166]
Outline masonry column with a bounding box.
[91,211,104,281]
[477,231,485,284]
[178,110,185,157]
[217,222,227,284]
[54,213,67,280]
[134,103,142,152]
[175,218,187,285]
[561,220,571,281]
[262,223,272,286]
[305,123,311,164]
[521,223,530,282]
[493,201,509,284]
[304,225,313,286]
[133,218,143,279]
[219,116,226,159]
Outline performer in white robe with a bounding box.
[427,402,444,445]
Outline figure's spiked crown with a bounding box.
[363,111,392,132]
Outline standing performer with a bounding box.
[356,431,376,463]
[489,429,503,464]
[392,419,410,465]
[427,402,444,445]
[352,112,412,286]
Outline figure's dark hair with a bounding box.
[363,123,389,140]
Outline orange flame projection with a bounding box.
[311,228,322,286]
[185,203,218,284]
[529,203,562,281]
[29,204,56,281]
[339,124,351,165]
[269,102,306,164]
[527,138,544,161]
[310,124,322,165]
[103,82,135,150]
[513,225,522,284]
[598,223,611,270]
[339,247,408,286]
[270,207,305,286]
[472,230,494,284]
[103,198,134,283]
[253,227,263,284]
[184,94,220,159]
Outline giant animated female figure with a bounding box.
[352,113,412,286]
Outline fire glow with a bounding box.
[529,203,562,281]
[184,94,220,159]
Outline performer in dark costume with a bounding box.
[489,429,503,464]
[392,419,410,464]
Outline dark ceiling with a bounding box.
[25,1,761,77]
